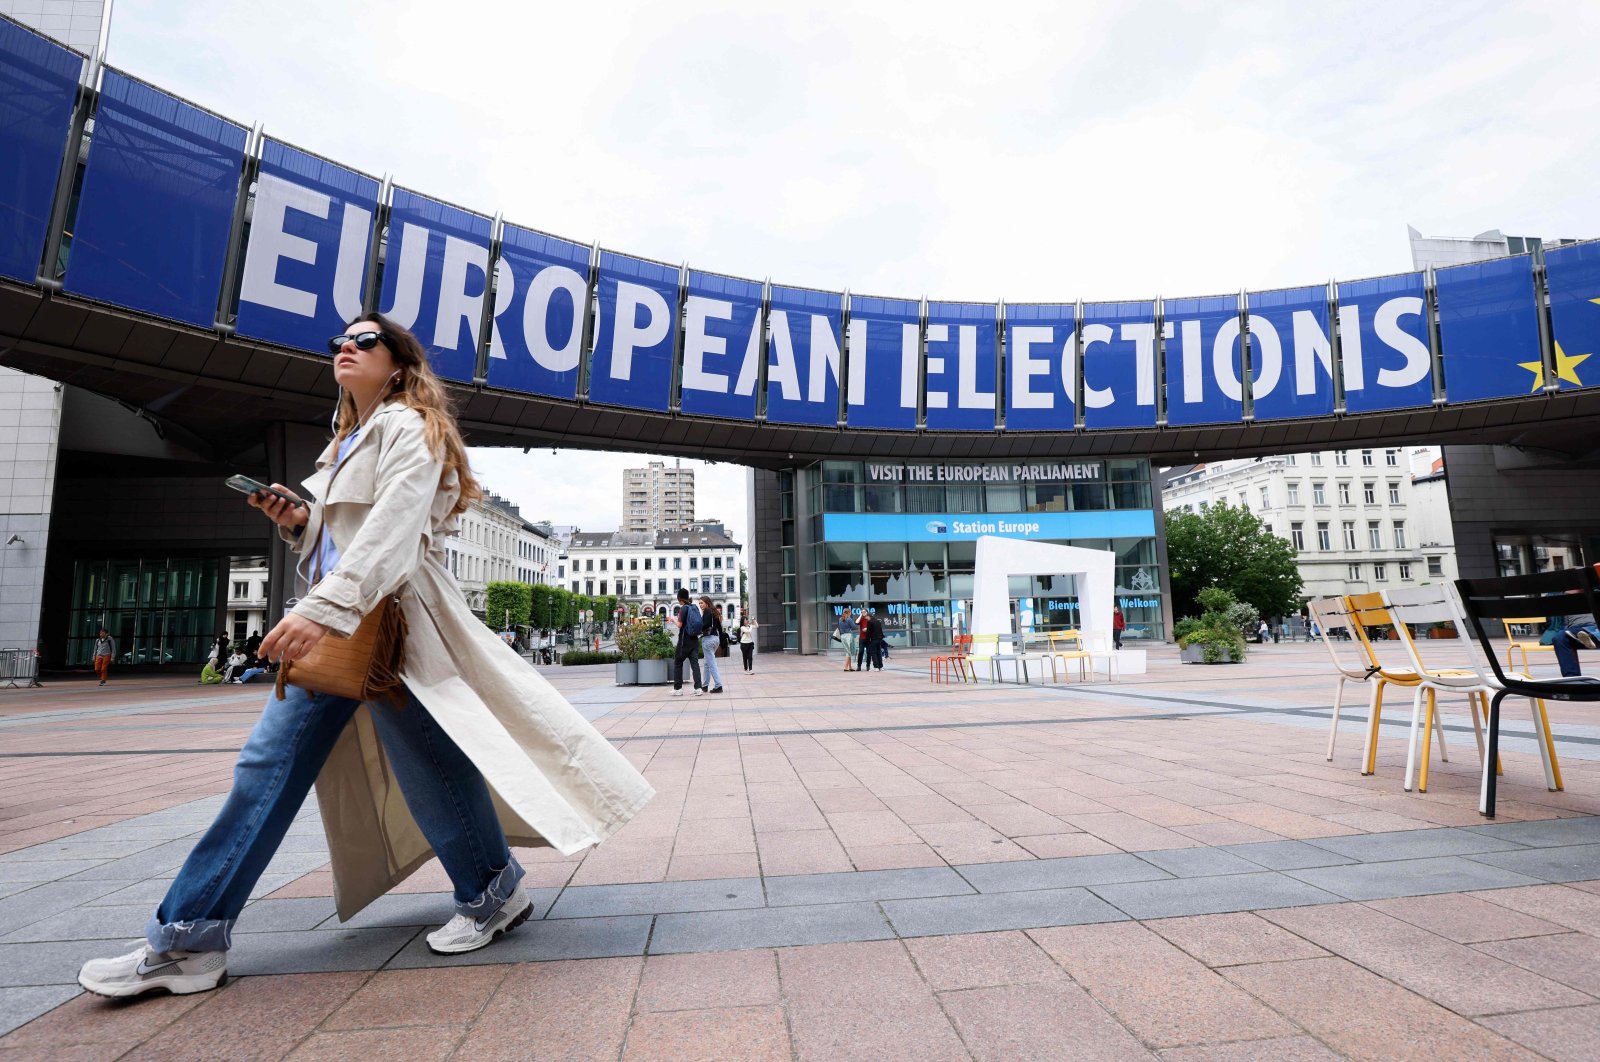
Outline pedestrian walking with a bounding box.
[698,596,725,693]
[835,611,858,671]
[78,313,653,999]
[92,627,114,685]
[865,609,886,671]
[856,607,871,672]
[670,587,705,696]
[736,616,757,672]
[1112,606,1125,650]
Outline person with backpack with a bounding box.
[671,587,705,696]
[698,596,725,693]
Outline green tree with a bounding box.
[485,581,531,631]
[1165,502,1303,620]
[528,583,555,633]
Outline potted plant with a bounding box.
[635,614,676,685]
[1176,587,1249,664]
[614,618,647,685]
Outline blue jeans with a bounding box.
[147,683,522,953]
[1553,624,1600,677]
[700,635,724,689]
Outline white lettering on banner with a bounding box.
[766,310,802,400]
[380,222,429,328]
[332,203,370,324]
[1123,322,1157,406]
[846,318,867,406]
[950,519,1043,535]
[1338,304,1365,391]
[516,264,587,371]
[682,295,733,393]
[1178,320,1202,404]
[900,323,919,409]
[1373,297,1430,388]
[1292,310,1332,396]
[1212,317,1243,402]
[1248,316,1283,398]
[866,462,1102,482]
[956,325,994,409]
[1010,326,1053,409]
[488,259,514,359]
[1079,324,1115,408]
[608,281,670,380]
[434,235,488,351]
[808,315,841,403]
[925,323,949,409]
[846,318,917,409]
[733,315,761,396]
[238,172,324,317]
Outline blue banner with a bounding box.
[1081,300,1157,429]
[65,71,247,327]
[589,250,676,412]
[823,509,1156,544]
[484,225,589,400]
[1542,241,1600,394]
[234,140,378,352]
[765,284,842,426]
[1337,272,1434,414]
[1435,256,1542,403]
[1163,294,1243,426]
[1004,303,1076,432]
[679,270,762,420]
[0,20,80,282]
[1246,284,1335,421]
[845,294,920,430]
[925,301,998,431]
[377,188,491,383]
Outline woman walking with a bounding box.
[698,596,725,693]
[78,314,653,998]
[736,615,757,673]
[91,627,114,685]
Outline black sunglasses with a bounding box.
[327,331,388,354]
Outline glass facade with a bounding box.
[67,557,221,666]
[807,459,1164,650]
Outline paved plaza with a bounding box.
[2,643,1599,1060]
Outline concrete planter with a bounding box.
[1180,644,1237,664]
[615,659,639,685]
[637,658,672,685]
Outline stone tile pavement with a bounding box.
[2,644,1600,1058]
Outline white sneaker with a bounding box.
[78,942,227,998]
[425,883,534,954]
[672,689,684,696]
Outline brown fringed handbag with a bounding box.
[274,454,409,705]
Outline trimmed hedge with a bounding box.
[561,651,625,667]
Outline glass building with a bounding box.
[762,458,1170,653]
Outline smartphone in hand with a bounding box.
[225,475,307,509]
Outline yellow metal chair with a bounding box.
[961,634,1001,682]
[1345,592,1459,779]
[1044,629,1093,683]
[1503,616,1557,673]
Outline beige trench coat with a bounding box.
[283,401,654,920]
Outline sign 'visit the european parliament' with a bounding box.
[0,17,1596,434]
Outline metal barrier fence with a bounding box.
[0,648,41,688]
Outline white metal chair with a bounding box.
[1307,596,1405,763]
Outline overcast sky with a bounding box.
[106,0,1599,544]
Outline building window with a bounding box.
[689,557,698,570]
[1427,556,1444,577]
[599,558,607,571]
[1348,563,1361,581]
[1291,522,1305,551]
[1388,481,1401,504]
[1287,482,1301,505]
[714,577,724,593]
[1317,522,1331,551]
[1336,452,1350,467]
[1368,521,1382,549]
[1310,453,1323,466]
[630,559,637,570]
[585,579,594,594]
[644,558,652,570]
[1374,563,1388,582]
[630,579,638,595]
[689,578,698,592]
[1338,482,1351,505]
[1342,521,1357,550]
[714,556,723,569]
[1386,449,1400,466]
[1399,562,1412,580]
[232,581,248,598]
[674,557,682,570]
[1312,482,1326,505]
[599,580,608,595]
[1284,454,1296,465]
[585,559,594,572]
[1361,450,1374,466]
[1237,492,1248,508]
[1394,522,1407,549]
[1363,482,1376,504]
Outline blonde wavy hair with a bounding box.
[335,311,482,517]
